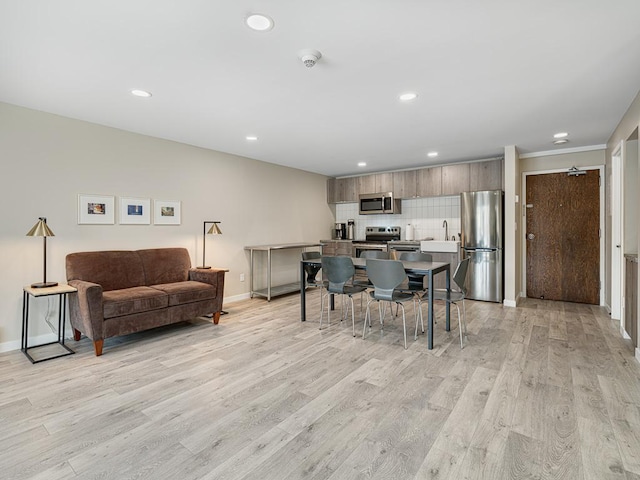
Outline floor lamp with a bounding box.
[200,221,222,269]
[200,221,227,315]
[26,217,58,288]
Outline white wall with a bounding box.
[504,146,520,307]
[0,102,333,350]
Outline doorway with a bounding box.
[525,168,600,304]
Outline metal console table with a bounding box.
[245,243,322,301]
[22,284,77,363]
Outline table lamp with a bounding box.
[26,217,58,288]
[200,221,222,269]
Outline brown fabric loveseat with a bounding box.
[65,248,225,356]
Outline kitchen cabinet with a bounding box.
[321,240,352,257]
[625,254,638,348]
[420,249,460,290]
[393,170,417,198]
[441,163,470,195]
[417,166,442,197]
[358,173,393,194]
[394,167,441,199]
[327,177,358,203]
[469,159,503,191]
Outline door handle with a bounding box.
[527,233,535,240]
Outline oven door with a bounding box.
[388,244,420,260]
[352,244,387,258]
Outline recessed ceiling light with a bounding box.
[246,135,258,141]
[427,151,438,158]
[399,92,418,102]
[245,14,274,31]
[358,162,367,167]
[130,89,152,98]
[553,139,569,145]
[553,132,569,138]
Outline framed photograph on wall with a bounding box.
[154,200,181,225]
[78,194,115,224]
[119,197,151,225]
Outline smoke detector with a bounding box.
[299,49,322,68]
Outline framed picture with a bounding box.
[78,194,115,224]
[154,200,181,225]
[119,197,151,225]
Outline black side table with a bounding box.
[22,284,77,363]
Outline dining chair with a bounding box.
[397,251,433,335]
[421,257,470,348]
[363,258,420,349]
[320,256,368,336]
[353,250,390,288]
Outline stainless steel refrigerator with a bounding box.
[460,190,504,302]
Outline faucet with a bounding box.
[443,220,448,241]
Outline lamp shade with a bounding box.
[26,219,55,237]
[207,222,222,235]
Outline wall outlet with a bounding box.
[240,273,245,282]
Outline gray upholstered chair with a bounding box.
[320,256,367,336]
[421,257,470,348]
[363,258,420,349]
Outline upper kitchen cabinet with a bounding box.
[469,159,503,191]
[393,170,417,198]
[358,173,393,194]
[376,173,394,193]
[416,166,442,197]
[441,163,470,195]
[327,177,358,203]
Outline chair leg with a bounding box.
[349,296,356,337]
[462,299,468,336]
[362,300,371,340]
[455,302,463,349]
[399,303,407,349]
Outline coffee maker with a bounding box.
[334,222,346,240]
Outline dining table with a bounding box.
[300,256,451,350]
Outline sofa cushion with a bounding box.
[137,248,191,286]
[150,281,217,306]
[66,251,146,292]
[102,286,168,319]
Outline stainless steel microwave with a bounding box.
[358,192,401,215]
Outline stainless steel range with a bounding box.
[351,226,400,257]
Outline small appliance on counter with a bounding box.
[334,222,347,240]
[346,219,355,240]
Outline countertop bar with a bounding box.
[244,242,323,251]
[244,243,322,301]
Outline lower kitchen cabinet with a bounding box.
[321,240,352,257]
[625,254,638,348]
[421,250,460,290]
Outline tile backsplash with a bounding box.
[335,195,461,241]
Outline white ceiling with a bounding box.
[2,1,640,177]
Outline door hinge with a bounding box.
[599,176,601,187]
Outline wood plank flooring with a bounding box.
[1,291,640,479]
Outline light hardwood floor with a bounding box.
[1,290,640,480]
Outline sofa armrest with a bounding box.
[68,279,104,342]
[189,268,226,319]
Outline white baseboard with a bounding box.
[503,299,517,308]
[621,325,631,340]
[636,347,640,364]
[0,332,65,354]
[223,293,252,305]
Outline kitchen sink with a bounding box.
[420,240,460,253]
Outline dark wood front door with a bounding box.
[525,169,600,304]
